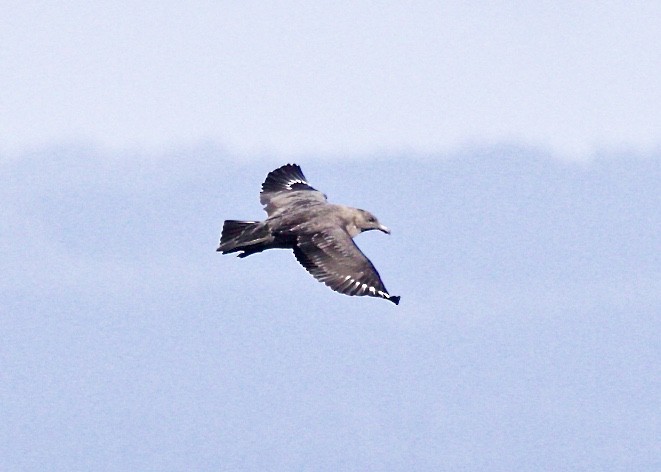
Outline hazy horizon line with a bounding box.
[2,138,660,165]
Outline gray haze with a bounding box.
[3,2,661,158]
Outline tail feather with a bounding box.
[220,220,257,245]
[217,220,271,255]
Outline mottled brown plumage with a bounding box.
[217,164,399,305]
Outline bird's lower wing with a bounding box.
[293,228,399,304]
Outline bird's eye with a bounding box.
[368,216,375,222]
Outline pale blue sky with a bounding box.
[1,2,660,471]
[2,1,660,159]
[2,151,659,470]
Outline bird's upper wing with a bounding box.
[260,164,327,216]
[293,227,400,304]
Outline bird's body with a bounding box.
[217,164,400,304]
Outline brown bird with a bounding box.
[217,164,400,304]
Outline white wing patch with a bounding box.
[285,179,308,189]
[341,275,386,298]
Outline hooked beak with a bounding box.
[378,224,391,234]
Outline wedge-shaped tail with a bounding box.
[217,220,273,257]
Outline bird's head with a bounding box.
[352,209,391,235]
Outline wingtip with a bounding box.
[389,295,401,305]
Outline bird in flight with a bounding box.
[217,164,400,304]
